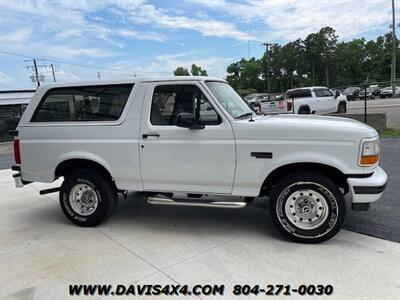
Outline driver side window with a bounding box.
[150,85,221,126]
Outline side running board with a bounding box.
[146,196,247,209]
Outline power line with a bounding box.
[0,50,171,75]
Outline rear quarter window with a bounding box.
[31,84,133,122]
[286,89,312,99]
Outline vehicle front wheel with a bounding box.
[59,169,118,227]
[269,172,346,243]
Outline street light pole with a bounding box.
[391,0,397,97]
[263,43,271,100]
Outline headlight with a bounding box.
[359,138,380,166]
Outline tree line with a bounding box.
[173,27,399,96]
[227,27,400,96]
[174,64,208,76]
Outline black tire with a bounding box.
[337,102,347,114]
[269,172,346,243]
[59,169,118,227]
[298,106,310,114]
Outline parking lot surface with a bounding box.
[1,169,400,300]
[2,138,399,243]
[343,138,400,242]
[347,98,400,129]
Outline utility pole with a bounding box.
[263,43,271,100]
[33,59,40,86]
[25,59,46,87]
[391,0,397,96]
[50,64,56,82]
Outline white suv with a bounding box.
[11,77,386,243]
[285,87,347,114]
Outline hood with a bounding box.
[234,113,378,141]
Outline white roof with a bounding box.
[36,76,226,89]
[0,90,35,105]
[287,86,327,92]
[0,77,227,105]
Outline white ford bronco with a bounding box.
[11,77,387,243]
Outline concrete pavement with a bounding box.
[2,139,400,243]
[1,169,400,300]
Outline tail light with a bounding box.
[287,101,293,111]
[14,139,21,164]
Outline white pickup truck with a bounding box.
[285,86,347,114]
[11,77,386,243]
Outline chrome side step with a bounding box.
[146,196,247,209]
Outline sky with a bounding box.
[0,0,398,89]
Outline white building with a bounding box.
[0,89,35,141]
[0,89,35,106]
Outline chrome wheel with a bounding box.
[69,183,98,216]
[285,189,329,230]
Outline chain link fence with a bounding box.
[331,80,400,130]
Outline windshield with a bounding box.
[344,87,356,93]
[206,81,254,119]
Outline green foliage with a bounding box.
[380,128,400,138]
[191,64,208,76]
[173,64,208,76]
[173,67,190,76]
[226,58,264,92]
[227,27,400,95]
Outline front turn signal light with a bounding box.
[360,154,379,165]
[359,138,380,166]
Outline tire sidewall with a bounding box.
[60,171,113,226]
[270,174,346,243]
[338,103,346,113]
[276,182,339,239]
[298,106,310,114]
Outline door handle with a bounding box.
[142,132,160,139]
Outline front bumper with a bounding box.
[347,166,387,206]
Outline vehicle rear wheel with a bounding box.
[59,169,118,226]
[337,102,346,114]
[298,106,310,114]
[268,172,346,243]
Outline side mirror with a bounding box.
[176,112,205,129]
[335,90,340,98]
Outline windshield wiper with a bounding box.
[235,112,254,119]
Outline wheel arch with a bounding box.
[298,105,311,114]
[259,162,349,197]
[55,158,116,188]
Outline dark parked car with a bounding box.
[380,86,400,98]
[358,87,379,100]
[342,87,360,101]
